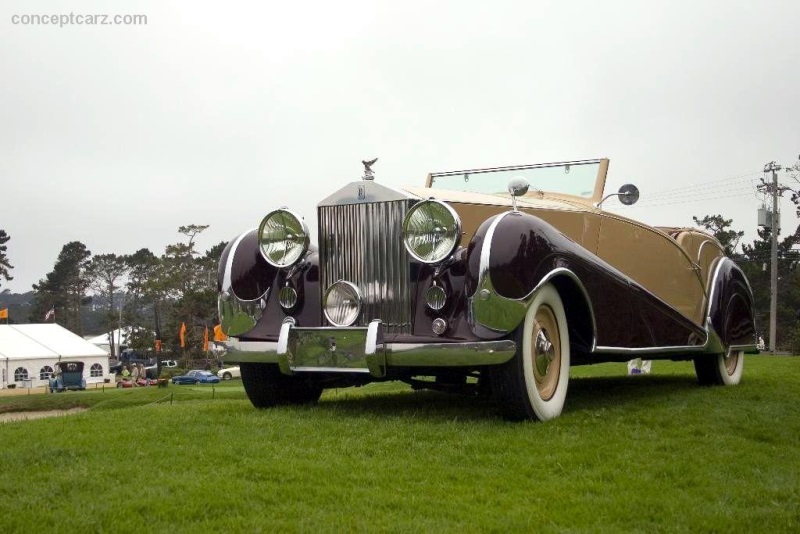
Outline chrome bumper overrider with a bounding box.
[223,319,516,377]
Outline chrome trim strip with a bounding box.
[593,318,721,356]
[696,239,722,264]
[292,367,371,373]
[594,345,706,355]
[221,229,255,294]
[729,344,757,352]
[710,254,754,298]
[479,213,507,282]
[705,256,726,320]
[529,267,597,336]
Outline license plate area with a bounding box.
[277,321,386,377]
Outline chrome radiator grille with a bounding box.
[318,200,413,335]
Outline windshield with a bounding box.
[428,159,605,199]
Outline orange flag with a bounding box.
[203,326,209,352]
[0,308,7,320]
[179,322,187,348]
[213,324,228,341]
[155,339,162,352]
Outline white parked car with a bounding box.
[217,366,241,380]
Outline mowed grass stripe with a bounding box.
[0,357,798,532]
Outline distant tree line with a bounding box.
[18,224,226,359]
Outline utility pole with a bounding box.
[763,161,782,353]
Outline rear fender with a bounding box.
[705,257,757,351]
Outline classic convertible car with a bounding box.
[218,158,756,421]
[49,361,86,393]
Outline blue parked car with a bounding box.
[49,361,86,393]
[171,370,221,385]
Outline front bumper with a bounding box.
[224,319,516,377]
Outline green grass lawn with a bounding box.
[1,357,798,532]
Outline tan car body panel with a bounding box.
[404,180,724,327]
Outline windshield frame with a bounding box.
[425,158,609,204]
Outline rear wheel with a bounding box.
[493,283,570,421]
[694,348,744,386]
[240,363,323,408]
[222,372,232,380]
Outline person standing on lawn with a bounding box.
[131,363,140,385]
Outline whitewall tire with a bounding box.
[494,283,570,421]
[694,348,744,386]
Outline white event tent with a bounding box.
[0,324,110,390]
[85,327,131,357]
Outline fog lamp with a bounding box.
[426,285,447,311]
[278,286,298,310]
[323,281,362,326]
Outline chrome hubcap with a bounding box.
[531,305,561,400]
[723,350,740,376]
[535,328,555,377]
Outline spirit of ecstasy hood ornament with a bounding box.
[362,158,378,180]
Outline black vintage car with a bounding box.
[49,361,86,393]
[218,159,756,421]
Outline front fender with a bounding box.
[217,229,321,338]
[466,211,582,335]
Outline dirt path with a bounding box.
[0,408,87,423]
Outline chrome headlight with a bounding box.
[257,209,310,268]
[402,200,461,264]
[323,281,362,326]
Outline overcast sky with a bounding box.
[2,0,799,293]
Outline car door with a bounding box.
[594,213,707,326]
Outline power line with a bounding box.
[604,170,764,208]
[642,183,757,200]
[617,189,758,209]
[633,170,761,198]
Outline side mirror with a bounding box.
[618,184,639,206]
[507,177,530,211]
[597,183,640,208]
